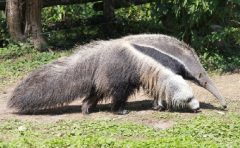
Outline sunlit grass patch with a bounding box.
[0,113,239,147]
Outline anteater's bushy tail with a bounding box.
[8,55,94,113]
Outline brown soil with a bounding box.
[0,74,239,129]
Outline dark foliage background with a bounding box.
[1,0,240,72]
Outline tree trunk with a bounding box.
[6,0,25,41]
[103,0,115,21]
[25,0,47,51]
[1,0,100,11]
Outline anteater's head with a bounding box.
[167,75,200,112]
[171,92,200,113]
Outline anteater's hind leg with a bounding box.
[82,94,99,115]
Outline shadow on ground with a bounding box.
[12,100,224,115]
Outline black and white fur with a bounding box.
[8,40,199,114]
[123,34,227,108]
[153,75,200,112]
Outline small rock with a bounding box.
[70,132,75,136]
[57,133,64,137]
[203,135,208,138]
[18,126,27,131]
[216,111,225,115]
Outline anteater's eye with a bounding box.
[187,97,193,103]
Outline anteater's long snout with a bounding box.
[205,81,227,109]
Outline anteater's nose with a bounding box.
[223,105,227,109]
[193,107,200,113]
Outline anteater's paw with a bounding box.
[152,105,160,110]
[82,106,91,115]
[82,110,90,115]
[158,106,166,111]
[153,105,165,111]
[113,109,130,115]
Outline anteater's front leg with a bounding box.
[111,92,130,115]
[153,96,165,111]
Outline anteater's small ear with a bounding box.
[198,73,202,79]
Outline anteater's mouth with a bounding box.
[192,107,201,113]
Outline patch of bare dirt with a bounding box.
[190,73,240,112]
[0,74,239,129]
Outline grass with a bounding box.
[1,3,240,146]
[0,113,239,147]
[0,42,240,147]
[0,43,71,90]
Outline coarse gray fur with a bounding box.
[8,40,199,114]
[153,75,199,111]
[123,34,227,108]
